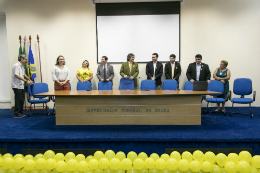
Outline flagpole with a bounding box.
[23,36,27,109]
[37,35,43,83]
[19,35,21,47]
[29,35,35,110]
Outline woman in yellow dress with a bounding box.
[76,60,93,83]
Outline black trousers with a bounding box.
[13,88,25,115]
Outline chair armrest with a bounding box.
[253,91,256,102]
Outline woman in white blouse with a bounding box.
[51,55,71,90]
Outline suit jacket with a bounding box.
[186,62,211,81]
[120,62,139,87]
[165,61,181,81]
[96,64,114,81]
[146,61,163,86]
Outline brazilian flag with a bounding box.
[27,45,37,94]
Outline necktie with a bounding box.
[129,63,132,73]
[172,64,174,79]
[104,66,106,80]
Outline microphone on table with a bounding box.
[139,77,150,91]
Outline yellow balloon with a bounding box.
[94,151,105,161]
[210,164,221,173]
[155,159,166,170]
[144,158,155,169]
[86,156,94,162]
[51,169,59,173]
[24,155,34,161]
[19,169,29,173]
[149,168,159,173]
[31,169,41,173]
[189,160,201,172]
[78,161,89,172]
[44,151,55,160]
[221,167,227,173]
[216,153,227,167]
[115,152,126,161]
[193,150,204,162]
[89,159,99,170]
[227,153,239,163]
[63,169,72,173]
[0,158,3,167]
[172,169,183,173]
[138,153,148,161]
[224,161,237,173]
[75,154,85,163]
[250,167,258,173]
[159,169,171,173]
[127,167,138,173]
[95,168,104,173]
[84,169,94,173]
[54,153,64,162]
[139,168,148,173]
[65,152,76,162]
[150,154,160,161]
[104,168,115,173]
[201,161,212,172]
[110,158,121,170]
[45,158,56,170]
[24,159,36,171]
[252,155,260,168]
[239,151,252,163]
[2,157,15,170]
[105,150,116,161]
[34,154,45,161]
[40,169,51,173]
[120,158,132,170]
[14,154,24,159]
[7,168,20,173]
[3,153,13,159]
[161,154,170,161]
[182,152,193,162]
[114,167,125,173]
[237,161,250,173]
[35,158,46,169]
[73,171,82,173]
[127,152,137,162]
[133,158,145,170]
[55,161,67,172]
[205,152,216,164]
[13,158,25,169]
[178,159,189,172]
[170,152,181,162]
[166,158,178,171]
[99,158,110,169]
[67,159,79,171]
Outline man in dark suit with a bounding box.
[165,54,181,88]
[146,53,163,90]
[96,56,114,82]
[186,54,211,84]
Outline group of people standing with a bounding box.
[11,53,230,118]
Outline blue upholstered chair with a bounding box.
[184,81,193,90]
[162,79,177,90]
[205,80,231,115]
[140,80,156,90]
[77,81,91,90]
[27,83,50,117]
[98,81,112,90]
[231,78,256,118]
[119,77,134,90]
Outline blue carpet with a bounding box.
[0,107,259,155]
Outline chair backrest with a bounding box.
[98,81,112,90]
[162,79,177,90]
[208,80,224,96]
[233,78,252,96]
[69,82,71,90]
[32,83,49,98]
[184,81,193,90]
[77,81,92,90]
[119,77,134,90]
[140,80,156,90]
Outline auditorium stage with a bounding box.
[0,107,260,155]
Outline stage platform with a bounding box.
[0,107,260,155]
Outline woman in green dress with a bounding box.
[213,60,231,112]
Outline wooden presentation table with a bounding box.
[36,90,220,125]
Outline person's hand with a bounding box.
[80,80,84,83]
[124,75,128,79]
[207,80,211,84]
[101,79,104,82]
[26,80,32,86]
[106,79,109,82]
[221,80,225,84]
[190,79,194,83]
[151,77,155,81]
[129,76,134,80]
[216,77,221,80]
[60,82,66,86]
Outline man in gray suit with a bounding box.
[97,56,114,82]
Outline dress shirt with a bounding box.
[52,65,71,82]
[171,62,175,79]
[11,61,25,89]
[153,62,157,78]
[196,63,201,81]
[103,64,107,70]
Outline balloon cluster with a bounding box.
[0,150,260,173]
